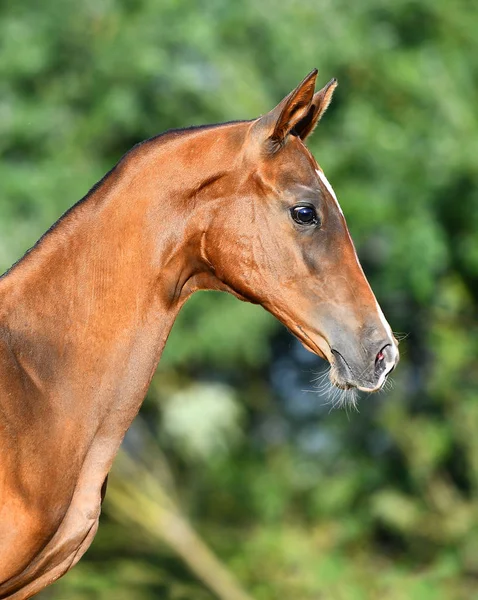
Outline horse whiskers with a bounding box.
[311,366,331,385]
[306,366,359,411]
[393,331,409,343]
[381,376,394,392]
[326,386,358,414]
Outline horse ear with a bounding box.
[293,78,338,141]
[258,69,318,150]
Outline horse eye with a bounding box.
[291,205,319,226]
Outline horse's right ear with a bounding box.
[255,70,318,151]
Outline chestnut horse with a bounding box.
[0,70,398,599]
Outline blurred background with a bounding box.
[1,0,478,598]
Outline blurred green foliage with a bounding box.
[1,0,478,598]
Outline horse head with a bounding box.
[198,70,398,395]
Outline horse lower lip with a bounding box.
[357,385,381,393]
[334,381,355,390]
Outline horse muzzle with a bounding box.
[330,341,399,392]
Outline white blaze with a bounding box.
[316,168,343,216]
[375,299,394,342]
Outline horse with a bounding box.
[0,69,398,599]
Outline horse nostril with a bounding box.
[374,343,398,378]
[374,345,393,377]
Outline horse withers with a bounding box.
[0,69,398,599]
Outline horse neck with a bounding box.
[0,124,246,423]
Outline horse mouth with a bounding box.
[293,328,394,394]
[330,347,397,393]
[329,370,381,392]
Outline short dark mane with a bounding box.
[0,119,249,280]
[136,119,249,149]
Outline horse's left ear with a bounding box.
[257,69,318,150]
[293,78,338,141]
